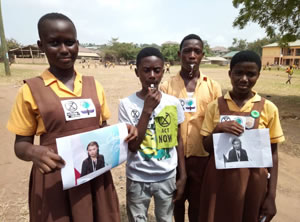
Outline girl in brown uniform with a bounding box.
[7,13,136,222]
[199,51,285,222]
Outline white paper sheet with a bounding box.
[56,123,128,190]
[213,129,273,169]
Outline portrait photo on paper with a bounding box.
[213,128,273,169]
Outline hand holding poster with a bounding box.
[56,123,128,190]
[213,128,273,169]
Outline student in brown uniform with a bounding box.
[199,51,285,222]
[7,13,137,222]
[160,34,222,222]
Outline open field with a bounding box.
[0,63,299,221]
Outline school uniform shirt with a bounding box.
[118,92,185,182]
[160,72,222,157]
[7,69,110,136]
[201,91,285,144]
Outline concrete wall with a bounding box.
[262,47,281,65]
[262,46,300,66]
[14,57,48,64]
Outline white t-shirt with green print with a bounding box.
[118,92,185,182]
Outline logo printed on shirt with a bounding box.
[155,106,178,149]
[179,98,197,113]
[157,112,171,127]
[219,115,246,129]
[61,99,96,121]
[65,101,78,112]
[131,109,140,124]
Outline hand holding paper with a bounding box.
[57,123,128,190]
[32,146,65,174]
[214,120,244,136]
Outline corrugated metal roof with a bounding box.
[79,46,98,53]
[78,52,100,57]
[223,51,239,58]
[207,56,228,61]
[211,46,228,52]
[263,40,300,48]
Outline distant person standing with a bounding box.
[160,34,222,222]
[285,65,293,84]
[166,63,171,73]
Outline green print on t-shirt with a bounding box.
[155,105,178,149]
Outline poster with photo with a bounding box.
[56,123,128,190]
[213,128,273,169]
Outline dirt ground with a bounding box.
[0,64,299,222]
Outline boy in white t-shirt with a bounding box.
[118,47,187,222]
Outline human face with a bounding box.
[178,39,204,71]
[87,145,98,158]
[233,140,241,150]
[135,56,164,90]
[229,62,260,95]
[37,19,78,71]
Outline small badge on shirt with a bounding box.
[219,115,246,129]
[245,116,255,129]
[61,99,96,121]
[179,98,197,113]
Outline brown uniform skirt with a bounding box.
[199,96,269,222]
[26,76,120,222]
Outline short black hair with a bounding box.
[230,50,262,71]
[136,47,164,67]
[179,34,203,51]
[38,12,76,39]
[232,138,241,145]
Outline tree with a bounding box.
[228,38,248,51]
[247,36,280,56]
[139,43,161,49]
[0,0,10,75]
[161,43,179,64]
[102,38,140,64]
[6,38,21,49]
[0,38,22,61]
[116,42,139,64]
[233,0,300,45]
[203,40,213,56]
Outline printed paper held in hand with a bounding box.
[213,128,273,169]
[56,123,128,190]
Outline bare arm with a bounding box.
[14,135,65,174]
[128,88,161,152]
[173,125,187,202]
[100,120,108,128]
[260,143,278,222]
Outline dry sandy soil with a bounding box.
[0,64,299,221]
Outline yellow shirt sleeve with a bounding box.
[213,80,222,98]
[200,97,285,144]
[159,80,168,93]
[264,100,285,144]
[200,100,219,137]
[95,80,111,122]
[7,77,111,136]
[7,84,40,136]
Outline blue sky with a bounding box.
[3,0,267,47]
